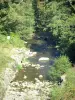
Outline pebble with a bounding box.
[24,75,27,79]
[39,75,43,79]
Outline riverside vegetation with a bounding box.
[0,0,75,100]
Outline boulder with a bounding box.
[39,57,49,62]
[39,75,43,79]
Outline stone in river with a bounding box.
[39,75,43,79]
[39,57,49,62]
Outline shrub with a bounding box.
[47,56,71,82]
[50,68,75,100]
[9,32,24,47]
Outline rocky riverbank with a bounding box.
[3,80,52,100]
[2,48,52,100]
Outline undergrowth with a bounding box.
[0,33,25,71]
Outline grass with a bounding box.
[50,67,75,100]
[0,42,12,100]
[0,33,24,47]
[0,33,25,72]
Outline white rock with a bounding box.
[29,52,37,57]
[32,64,36,67]
[61,74,66,82]
[39,57,49,62]
[40,65,44,68]
[39,75,43,79]
[24,41,27,43]
[22,83,26,88]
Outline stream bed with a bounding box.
[3,39,60,100]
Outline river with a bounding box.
[3,37,60,100]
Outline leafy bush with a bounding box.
[0,34,6,43]
[50,68,75,100]
[9,32,24,47]
[47,56,71,82]
[67,42,75,63]
[63,68,75,100]
[50,85,64,100]
[0,33,24,47]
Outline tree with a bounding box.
[0,0,35,40]
[45,0,75,51]
[33,0,75,62]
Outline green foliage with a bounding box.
[0,7,8,35]
[62,68,75,100]
[0,33,24,47]
[48,56,71,82]
[0,46,11,71]
[67,42,75,63]
[33,0,75,58]
[7,1,35,40]
[50,68,75,100]
[0,0,35,40]
[0,34,6,42]
[65,68,75,90]
[16,64,23,70]
[9,32,24,47]
[32,0,40,32]
[0,52,10,71]
[50,85,64,100]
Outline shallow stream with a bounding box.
[3,39,60,100]
[12,39,60,82]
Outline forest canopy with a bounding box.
[0,0,75,62]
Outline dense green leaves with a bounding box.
[7,2,34,39]
[50,68,75,100]
[32,0,75,62]
[48,56,71,82]
[0,0,35,40]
